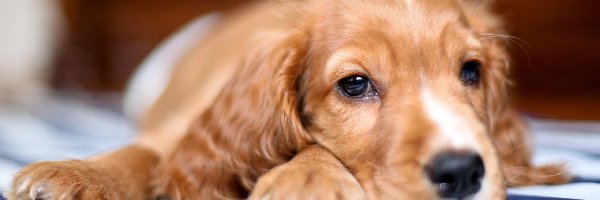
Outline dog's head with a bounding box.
[241,0,511,198]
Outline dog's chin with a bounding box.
[470,177,506,200]
[439,192,481,200]
[440,196,473,200]
[370,175,504,200]
[412,189,500,200]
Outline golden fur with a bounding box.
[7,0,570,199]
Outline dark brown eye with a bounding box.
[338,76,377,98]
[460,60,481,86]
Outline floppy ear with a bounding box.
[460,2,572,186]
[200,29,315,186]
[153,30,314,199]
[228,29,314,170]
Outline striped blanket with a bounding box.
[0,92,598,199]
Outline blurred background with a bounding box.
[5,0,598,119]
[0,0,599,197]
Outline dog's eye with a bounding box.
[460,60,481,86]
[338,76,377,98]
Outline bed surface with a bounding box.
[0,92,598,199]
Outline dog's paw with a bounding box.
[249,146,366,200]
[6,160,117,200]
[504,163,572,186]
[250,162,366,200]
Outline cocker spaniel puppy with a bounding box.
[7,0,570,199]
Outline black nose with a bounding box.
[425,152,485,199]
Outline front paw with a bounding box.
[6,160,117,200]
[249,146,366,200]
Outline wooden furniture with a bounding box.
[53,0,248,91]
[495,0,600,120]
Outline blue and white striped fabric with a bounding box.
[508,118,600,199]
[0,92,598,199]
[0,92,136,195]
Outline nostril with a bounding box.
[425,152,485,199]
[440,174,455,184]
[469,168,483,185]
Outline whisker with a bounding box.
[502,166,567,186]
[478,33,532,68]
[503,170,527,186]
[479,33,532,48]
[500,136,582,158]
[499,140,533,158]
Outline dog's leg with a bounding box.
[6,145,159,200]
[249,145,366,200]
[493,109,572,186]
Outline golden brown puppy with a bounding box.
[7,0,570,199]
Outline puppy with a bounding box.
[7,0,570,199]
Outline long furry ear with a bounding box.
[237,29,314,164]
[206,29,315,188]
[459,2,572,186]
[154,29,315,199]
